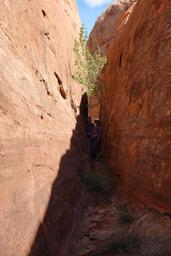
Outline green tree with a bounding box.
[73,25,107,97]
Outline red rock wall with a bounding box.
[88,96,100,120]
[100,0,171,211]
[88,0,136,55]
[88,0,136,119]
[0,1,87,255]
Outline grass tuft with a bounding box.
[117,205,136,224]
[102,232,141,254]
[80,167,114,195]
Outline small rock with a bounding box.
[89,229,113,240]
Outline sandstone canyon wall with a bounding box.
[0,1,87,255]
[88,0,136,119]
[94,0,171,211]
[88,0,136,55]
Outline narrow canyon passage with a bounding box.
[0,0,170,255]
[29,142,171,256]
[28,96,171,256]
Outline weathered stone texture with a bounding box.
[88,0,136,55]
[88,0,136,119]
[100,0,171,210]
[0,1,86,255]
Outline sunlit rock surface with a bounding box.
[88,0,136,119]
[0,1,87,255]
[88,0,136,54]
[100,0,171,211]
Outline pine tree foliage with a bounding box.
[73,25,107,97]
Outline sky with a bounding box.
[76,0,114,33]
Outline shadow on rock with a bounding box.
[28,93,91,256]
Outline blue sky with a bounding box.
[76,0,114,33]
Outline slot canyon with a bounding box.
[0,0,170,255]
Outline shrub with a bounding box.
[80,167,113,195]
[102,233,141,255]
[73,25,107,97]
[117,205,137,224]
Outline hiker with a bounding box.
[85,117,95,140]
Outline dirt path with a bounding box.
[77,199,119,255]
[75,160,171,256]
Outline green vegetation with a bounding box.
[80,166,113,195]
[73,25,107,97]
[117,205,136,224]
[102,233,141,255]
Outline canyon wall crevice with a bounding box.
[91,0,171,211]
[0,1,88,255]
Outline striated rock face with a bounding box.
[88,0,136,55]
[88,0,136,119]
[0,1,88,255]
[99,0,171,211]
